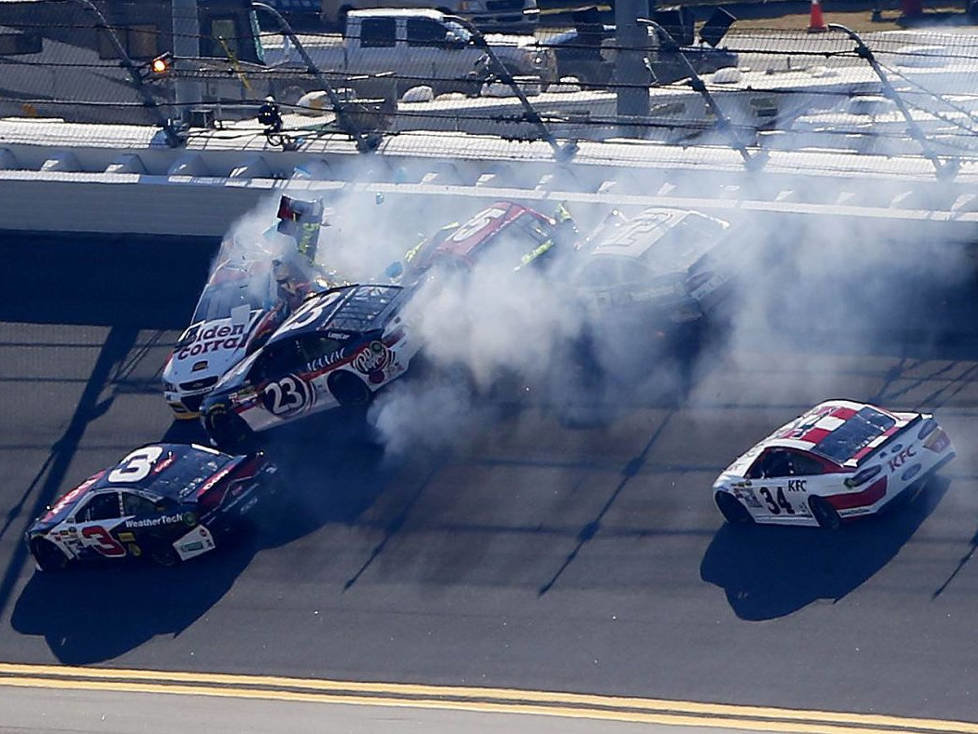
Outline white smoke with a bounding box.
[210,29,977,459]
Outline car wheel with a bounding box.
[30,538,68,572]
[328,371,372,407]
[809,495,842,530]
[150,544,180,568]
[205,408,255,453]
[714,492,754,526]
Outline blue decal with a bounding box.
[901,464,922,482]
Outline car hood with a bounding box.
[164,311,263,387]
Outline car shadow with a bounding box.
[700,476,951,621]
[11,408,418,665]
[10,539,255,665]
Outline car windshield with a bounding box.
[477,213,556,270]
[191,271,274,324]
[811,407,896,463]
[444,21,471,43]
[589,212,726,277]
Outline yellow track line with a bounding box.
[0,663,974,734]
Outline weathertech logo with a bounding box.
[126,514,184,529]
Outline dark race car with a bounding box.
[25,443,277,571]
[201,283,420,450]
[385,201,578,285]
[572,207,735,330]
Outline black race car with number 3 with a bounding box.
[201,283,419,451]
[25,443,276,571]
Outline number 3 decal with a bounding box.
[107,446,164,483]
[81,526,126,556]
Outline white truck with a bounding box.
[261,9,556,98]
[320,0,538,31]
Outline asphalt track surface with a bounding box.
[0,229,977,730]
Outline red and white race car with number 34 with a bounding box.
[713,400,955,529]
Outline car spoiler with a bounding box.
[849,413,925,468]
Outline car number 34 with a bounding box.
[758,486,795,515]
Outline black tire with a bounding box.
[809,495,842,530]
[205,407,255,453]
[30,537,68,572]
[328,370,372,407]
[150,544,180,568]
[715,492,754,526]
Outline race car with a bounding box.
[385,201,577,284]
[25,443,276,571]
[712,400,956,529]
[572,207,734,329]
[201,284,419,450]
[163,195,337,419]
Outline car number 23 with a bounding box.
[262,375,313,416]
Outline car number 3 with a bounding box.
[107,446,164,483]
[81,526,127,556]
[263,376,309,415]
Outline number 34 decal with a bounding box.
[759,486,795,515]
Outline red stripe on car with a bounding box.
[800,427,831,444]
[827,477,887,510]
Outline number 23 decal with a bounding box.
[263,375,312,416]
[759,486,795,515]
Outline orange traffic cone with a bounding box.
[808,0,828,32]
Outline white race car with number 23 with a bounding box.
[201,284,418,450]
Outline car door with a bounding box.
[119,490,175,556]
[356,16,399,77]
[70,490,128,559]
[406,17,468,89]
[746,448,820,521]
[248,338,317,427]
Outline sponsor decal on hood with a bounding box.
[165,312,262,385]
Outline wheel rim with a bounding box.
[151,546,179,567]
[330,372,371,407]
[208,409,248,448]
[32,539,66,571]
[810,497,841,529]
[716,492,752,525]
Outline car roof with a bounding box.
[434,202,537,261]
[351,8,446,18]
[750,400,912,467]
[267,284,404,344]
[38,444,230,524]
[89,443,231,497]
[588,208,728,268]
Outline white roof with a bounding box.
[349,8,447,19]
